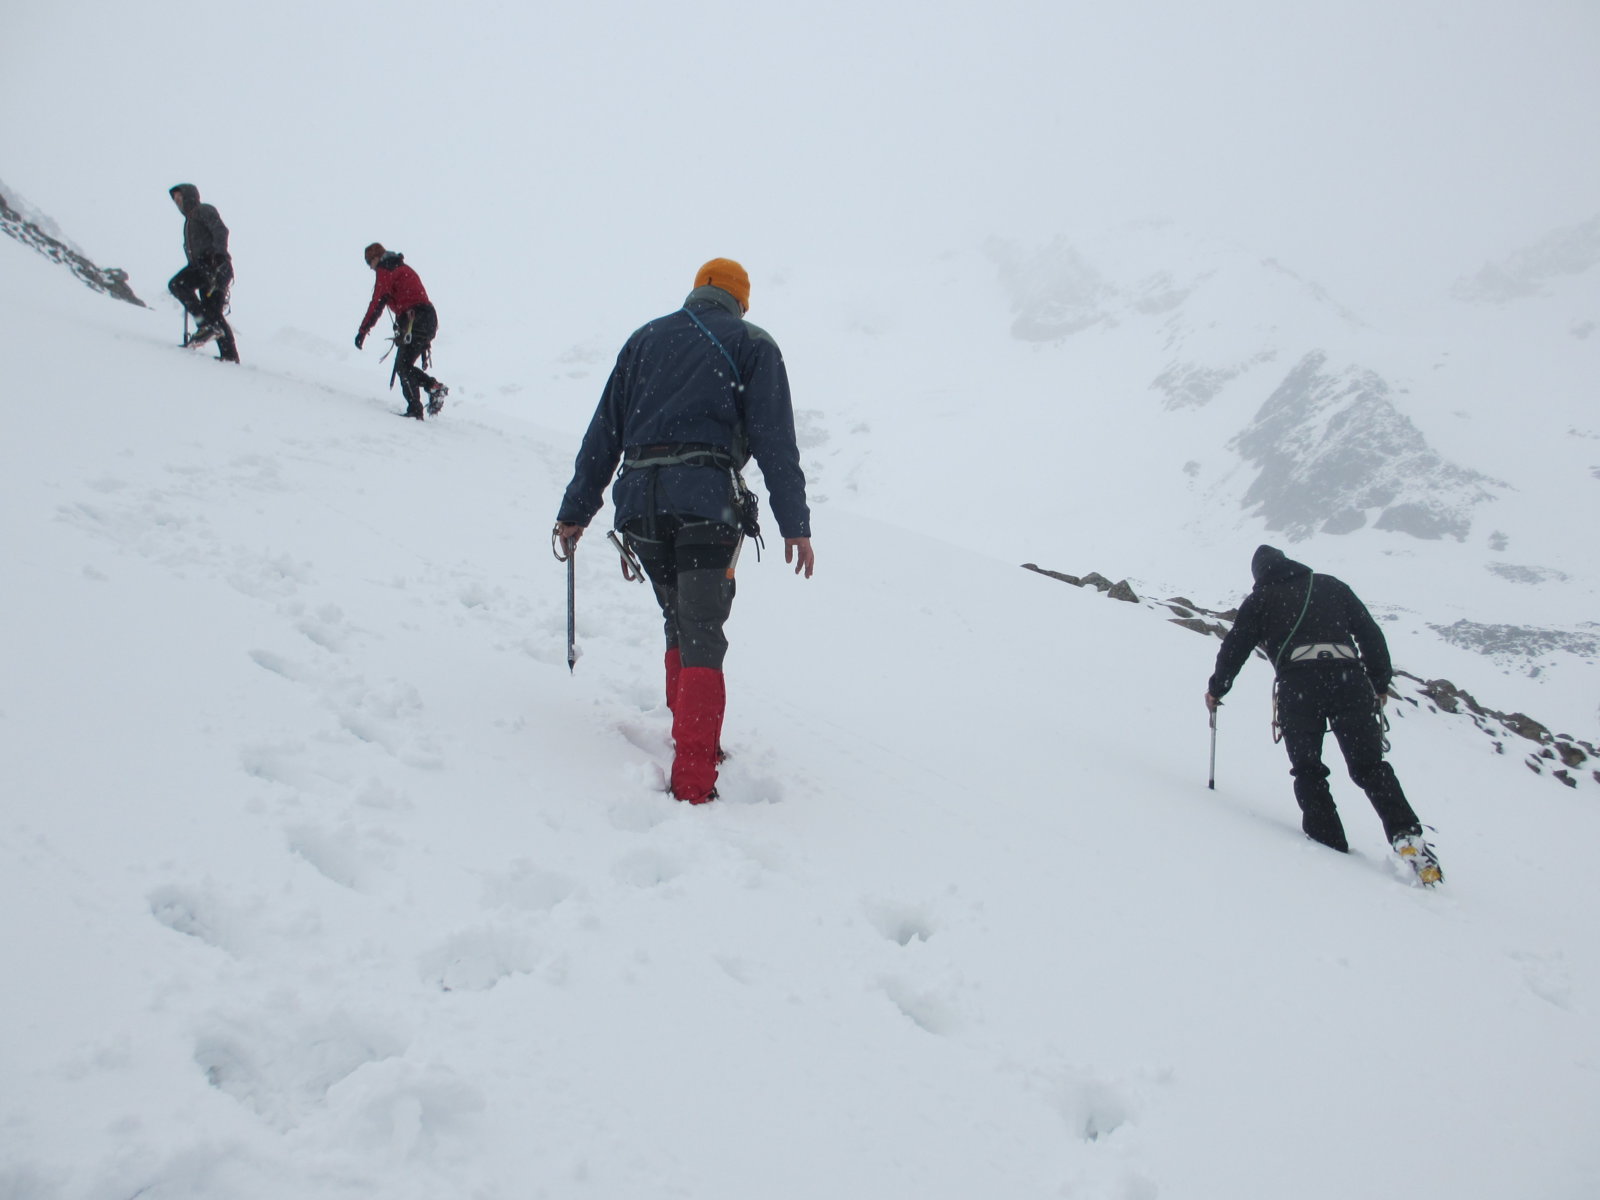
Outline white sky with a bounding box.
[4,0,1598,323]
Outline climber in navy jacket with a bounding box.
[555,259,814,805]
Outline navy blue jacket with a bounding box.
[557,286,811,538]
[1208,545,1393,698]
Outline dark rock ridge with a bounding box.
[1022,562,1598,792]
[1,187,144,307]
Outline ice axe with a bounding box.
[552,526,577,672]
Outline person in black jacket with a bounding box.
[167,183,238,363]
[1205,545,1441,882]
[554,258,814,805]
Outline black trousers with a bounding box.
[394,303,440,407]
[168,258,237,361]
[622,516,740,670]
[1277,664,1420,847]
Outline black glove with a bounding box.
[355,331,366,350]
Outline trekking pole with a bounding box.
[1207,707,1218,790]
[552,527,577,672]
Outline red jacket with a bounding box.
[359,253,431,337]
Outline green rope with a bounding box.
[1273,573,1316,670]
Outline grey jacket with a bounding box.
[170,183,229,265]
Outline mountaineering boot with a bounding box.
[1301,804,1349,853]
[1391,829,1443,887]
[401,380,425,420]
[426,382,448,415]
[670,666,725,803]
[185,321,218,348]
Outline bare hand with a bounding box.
[784,537,815,578]
[1204,691,1220,713]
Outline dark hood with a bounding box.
[169,183,201,214]
[1251,544,1312,586]
[377,251,405,270]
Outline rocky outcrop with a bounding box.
[988,233,1504,547]
[1,185,144,307]
[1231,352,1502,541]
[1429,619,1600,664]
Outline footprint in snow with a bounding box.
[863,897,939,946]
[286,822,394,892]
[193,1010,405,1132]
[418,926,544,992]
[478,859,580,913]
[611,847,687,889]
[147,883,250,956]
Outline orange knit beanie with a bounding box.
[694,258,750,311]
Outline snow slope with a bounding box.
[4,226,1599,1200]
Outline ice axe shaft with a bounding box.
[552,528,577,672]
[1207,708,1218,790]
[566,553,576,672]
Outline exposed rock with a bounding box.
[1453,211,1600,303]
[1152,352,1276,410]
[1430,619,1600,663]
[1486,562,1570,585]
[1107,579,1139,603]
[1021,563,1083,587]
[1231,352,1501,542]
[1,185,145,306]
[985,236,1117,341]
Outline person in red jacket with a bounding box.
[354,242,449,420]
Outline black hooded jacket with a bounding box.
[169,183,229,266]
[1207,545,1393,699]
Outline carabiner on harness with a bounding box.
[607,531,646,582]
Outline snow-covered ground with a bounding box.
[4,216,1599,1199]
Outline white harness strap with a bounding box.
[1287,642,1358,663]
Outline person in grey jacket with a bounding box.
[555,258,814,804]
[167,183,237,363]
[1205,545,1441,883]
